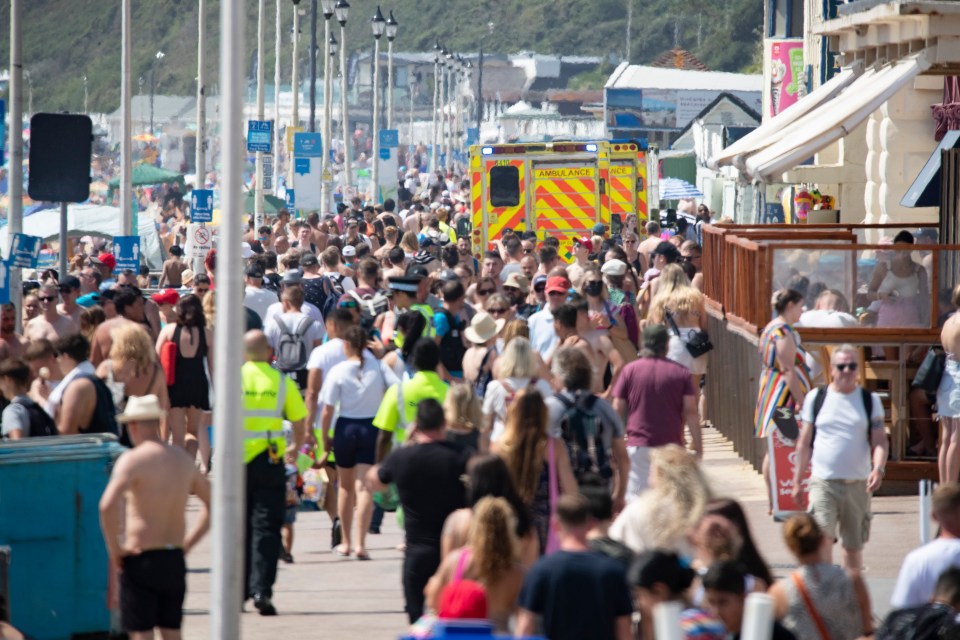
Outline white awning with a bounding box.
[708,62,864,170]
[745,49,933,182]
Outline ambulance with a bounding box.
[467,140,656,260]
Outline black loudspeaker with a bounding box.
[28,113,92,203]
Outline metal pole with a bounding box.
[121,0,133,236]
[58,203,67,280]
[372,37,381,203]
[308,0,317,132]
[194,0,208,278]
[476,47,483,130]
[387,39,394,130]
[431,60,438,174]
[150,69,155,134]
[197,0,206,181]
[83,76,89,114]
[9,0,22,323]
[408,78,415,156]
[274,0,282,189]
[321,15,332,213]
[340,23,351,193]
[440,63,447,172]
[211,0,245,633]
[290,2,300,187]
[255,0,266,229]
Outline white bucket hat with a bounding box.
[464,312,506,345]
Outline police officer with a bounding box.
[241,330,308,616]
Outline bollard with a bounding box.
[653,601,683,640]
[741,593,775,640]
[920,479,933,544]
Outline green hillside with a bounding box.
[0,0,762,114]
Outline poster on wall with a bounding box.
[768,40,805,117]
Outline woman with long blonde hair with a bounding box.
[610,444,711,555]
[444,383,483,451]
[492,388,577,552]
[426,497,525,632]
[400,231,420,259]
[482,337,555,449]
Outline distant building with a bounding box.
[604,63,762,148]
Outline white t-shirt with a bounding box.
[264,312,325,357]
[891,537,960,608]
[307,338,346,376]
[797,309,858,328]
[499,263,521,282]
[483,376,556,443]
[528,308,557,358]
[264,301,325,331]
[244,285,279,322]
[319,355,399,418]
[800,387,884,480]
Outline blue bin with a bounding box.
[0,434,125,639]
[399,620,544,639]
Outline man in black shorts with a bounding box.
[99,395,211,638]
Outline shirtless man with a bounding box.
[158,246,188,288]
[566,237,592,291]
[57,276,83,324]
[90,288,139,366]
[570,295,624,397]
[939,284,960,483]
[25,284,79,343]
[549,303,606,394]
[99,394,211,640]
[0,303,28,359]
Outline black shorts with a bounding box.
[120,548,186,632]
[333,416,377,468]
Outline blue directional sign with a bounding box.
[0,100,5,166]
[466,127,479,146]
[112,236,141,273]
[379,129,399,148]
[0,261,10,305]
[247,120,273,153]
[379,147,391,160]
[285,189,295,209]
[8,233,42,269]
[190,189,214,224]
[294,158,311,176]
[294,132,322,157]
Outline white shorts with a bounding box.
[626,445,652,502]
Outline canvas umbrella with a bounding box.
[659,177,704,200]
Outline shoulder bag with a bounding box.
[913,346,946,394]
[664,308,713,358]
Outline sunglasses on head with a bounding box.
[835,362,858,372]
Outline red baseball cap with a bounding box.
[574,236,593,252]
[151,289,180,306]
[545,276,572,295]
[96,252,117,271]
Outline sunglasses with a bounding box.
[523,248,534,254]
[534,285,546,292]
[547,291,566,297]
[835,363,858,372]
[195,287,210,294]
[39,296,57,302]
[487,307,508,315]
[477,288,495,296]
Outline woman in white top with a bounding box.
[320,325,398,559]
[481,337,555,451]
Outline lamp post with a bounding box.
[431,41,442,174]
[336,0,351,193]
[386,11,398,130]
[308,0,317,132]
[371,6,385,203]
[255,0,266,229]
[274,0,282,190]
[291,1,300,133]
[150,51,165,135]
[320,0,335,212]
[196,0,206,181]
[443,48,453,171]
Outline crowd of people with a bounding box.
[2,166,957,639]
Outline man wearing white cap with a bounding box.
[99,394,211,638]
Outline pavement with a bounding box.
[180,427,923,638]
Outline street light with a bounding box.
[329,32,338,57]
[336,0,351,192]
[320,0,336,211]
[432,41,442,173]
[371,6,385,202]
[150,50,165,134]
[386,11,398,131]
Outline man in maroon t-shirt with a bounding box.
[611,324,700,501]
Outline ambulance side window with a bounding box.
[489,166,520,207]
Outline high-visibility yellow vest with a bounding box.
[241,361,298,464]
[411,303,436,338]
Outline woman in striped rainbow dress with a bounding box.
[755,288,812,512]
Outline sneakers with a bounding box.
[331,517,342,550]
[252,593,277,616]
[280,550,294,563]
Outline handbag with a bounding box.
[664,308,714,358]
[545,437,561,554]
[159,340,177,386]
[913,347,946,394]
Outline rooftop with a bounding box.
[605,62,762,92]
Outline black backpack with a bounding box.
[808,386,875,447]
[473,348,495,399]
[318,273,346,320]
[556,391,612,481]
[274,316,312,372]
[437,310,467,373]
[76,374,122,443]
[13,396,57,438]
[877,603,960,640]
